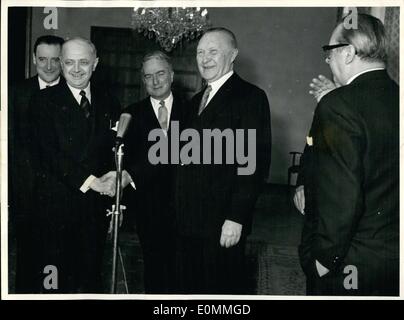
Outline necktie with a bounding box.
[79,90,91,118]
[198,85,212,115]
[158,100,168,131]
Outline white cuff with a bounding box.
[80,175,96,193]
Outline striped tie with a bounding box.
[79,90,91,118]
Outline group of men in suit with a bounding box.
[119,28,271,294]
[10,28,271,294]
[9,13,399,296]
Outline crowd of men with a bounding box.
[9,13,399,296]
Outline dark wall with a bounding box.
[8,7,28,86]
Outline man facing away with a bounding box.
[30,37,120,293]
[175,27,272,294]
[299,14,399,296]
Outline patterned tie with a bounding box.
[158,100,168,131]
[198,85,212,115]
[79,90,91,118]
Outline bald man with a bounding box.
[30,37,120,293]
[175,28,271,294]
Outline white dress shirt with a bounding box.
[205,70,234,106]
[68,82,95,193]
[67,82,92,105]
[150,92,174,131]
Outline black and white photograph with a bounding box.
[1,0,401,300]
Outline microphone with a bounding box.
[115,113,132,146]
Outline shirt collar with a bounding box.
[205,70,234,106]
[150,92,174,132]
[38,76,60,90]
[150,91,173,113]
[208,70,234,92]
[67,82,92,104]
[346,68,385,85]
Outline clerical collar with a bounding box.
[38,76,60,90]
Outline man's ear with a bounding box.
[32,53,37,65]
[93,57,99,71]
[170,70,174,83]
[231,48,239,63]
[344,45,356,64]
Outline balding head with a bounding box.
[325,13,387,85]
[62,37,97,59]
[60,37,99,89]
[197,27,239,83]
[334,14,387,63]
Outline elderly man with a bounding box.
[299,14,399,296]
[30,37,120,293]
[175,27,271,294]
[122,51,186,293]
[9,35,65,293]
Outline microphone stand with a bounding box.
[110,142,124,294]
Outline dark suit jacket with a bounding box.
[175,73,271,238]
[123,94,186,248]
[31,81,120,223]
[299,70,399,295]
[29,81,120,292]
[9,76,66,218]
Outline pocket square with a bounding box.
[306,136,313,146]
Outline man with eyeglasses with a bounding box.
[298,13,399,296]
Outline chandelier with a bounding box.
[131,7,211,52]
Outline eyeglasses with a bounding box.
[322,43,350,62]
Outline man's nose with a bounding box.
[46,59,52,70]
[152,75,159,85]
[202,54,210,64]
[74,61,80,72]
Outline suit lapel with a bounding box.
[32,76,40,92]
[54,82,82,117]
[143,98,162,129]
[53,82,92,147]
[197,73,239,122]
[169,96,182,125]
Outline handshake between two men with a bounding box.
[88,170,133,197]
